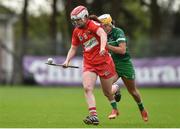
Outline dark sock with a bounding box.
[138,102,144,111]
[110,100,117,109]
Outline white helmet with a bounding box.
[70,5,89,20]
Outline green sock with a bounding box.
[110,100,117,109]
[138,102,144,111]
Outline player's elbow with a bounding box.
[119,48,126,54]
[118,42,126,55]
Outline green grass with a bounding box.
[0,86,180,128]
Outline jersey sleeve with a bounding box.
[72,29,80,46]
[115,29,127,45]
[88,20,101,33]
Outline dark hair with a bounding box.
[88,14,102,23]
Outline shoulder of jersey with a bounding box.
[89,20,101,26]
[114,27,124,33]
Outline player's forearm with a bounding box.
[65,45,77,63]
[100,34,107,51]
[108,41,117,44]
[96,28,107,50]
[108,45,126,54]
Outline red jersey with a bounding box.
[72,19,108,65]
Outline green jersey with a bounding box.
[108,27,135,79]
[108,27,131,62]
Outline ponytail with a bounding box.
[88,14,102,23]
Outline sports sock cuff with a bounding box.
[89,107,97,116]
[137,102,143,105]
[110,100,117,109]
[89,107,96,111]
[110,100,116,103]
[137,102,144,111]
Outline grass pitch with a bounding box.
[0,86,180,128]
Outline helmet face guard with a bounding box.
[71,18,80,26]
[71,18,84,28]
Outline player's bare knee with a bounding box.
[84,85,93,93]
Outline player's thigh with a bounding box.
[115,60,135,80]
[82,71,97,90]
[100,75,115,93]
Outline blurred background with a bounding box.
[1,0,180,128]
[0,0,180,87]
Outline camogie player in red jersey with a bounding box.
[62,5,119,125]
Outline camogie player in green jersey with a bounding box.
[98,14,148,122]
